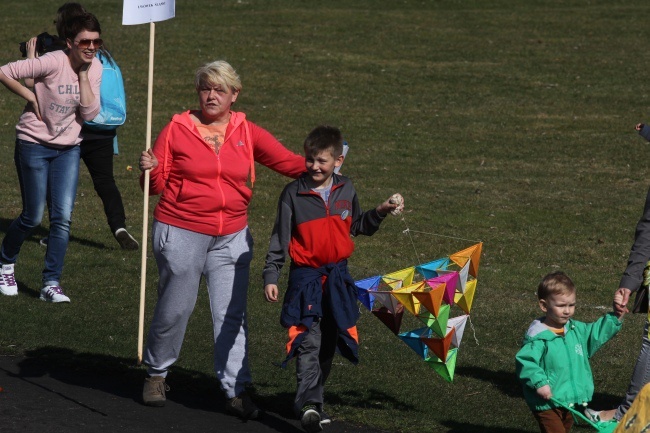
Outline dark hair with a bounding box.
[66,12,101,41]
[537,271,576,300]
[56,2,86,40]
[303,125,344,158]
[57,4,113,64]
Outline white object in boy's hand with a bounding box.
[388,193,404,216]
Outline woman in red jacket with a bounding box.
[138,60,304,419]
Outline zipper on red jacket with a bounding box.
[216,152,225,234]
[180,115,226,235]
[307,181,343,263]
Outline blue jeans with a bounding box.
[1,139,80,285]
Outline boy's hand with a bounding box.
[613,287,631,319]
[264,284,279,302]
[377,193,404,216]
[536,385,552,400]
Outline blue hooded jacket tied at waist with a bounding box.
[281,260,360,366]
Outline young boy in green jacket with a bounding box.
[515,271,625,433]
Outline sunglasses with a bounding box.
[74,38,103,49]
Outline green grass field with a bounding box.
[1,1,649,431]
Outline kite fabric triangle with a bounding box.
[418,303,450,337]
[415,258,450,280]
[449,242,483,278]
[372,305,404,335]
[391,282,425,316]
[455,260,470,294]
[426,272,459,305]
[412,284,445,317]
[425,348,458,382]
[422,327,455,361]
[397,327,432,359]
[381,267,416,290]
[454,279,477,314]
[372,291,402,314]
[355,275,381,311]
[446,315,469,348]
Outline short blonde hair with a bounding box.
[195,60,242,93]
[537,271,576,300]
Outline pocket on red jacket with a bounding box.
[177,178,220,213]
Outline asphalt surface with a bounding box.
[0,352,388,433]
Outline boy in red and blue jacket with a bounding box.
[263,125,403,433]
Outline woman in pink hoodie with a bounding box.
[0,13,102,302]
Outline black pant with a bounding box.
[80,136,126,234]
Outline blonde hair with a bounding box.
[195,60,242,93]
[537,271,576,300]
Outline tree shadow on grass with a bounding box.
[324,387,415,412]
[0,217,108,298]
[14,279,40,299]
[456,366,522,398]
[252,380,409,432]
[457,365,622,407]
[4,346,304,433]
[441,420,533,433]
[0,217,107,250]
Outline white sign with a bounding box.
[122,0,175,25]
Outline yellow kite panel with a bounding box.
[382,267,416,290]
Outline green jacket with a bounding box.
[515,313,622,412]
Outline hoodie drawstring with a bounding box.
[244,120,255,188]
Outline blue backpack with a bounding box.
[84,51,126,131]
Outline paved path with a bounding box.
[0,354,387,433]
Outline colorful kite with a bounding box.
[356,242,483,382]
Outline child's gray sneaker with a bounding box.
[142,376,169,407]
[584,408,602,422]
[300,404,323,433]
[40,285,70,303]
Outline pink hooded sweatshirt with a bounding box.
[0,50,101,146]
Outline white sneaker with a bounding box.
[0,263,18,296]
[584,408,601,422]
[40,285,70,303]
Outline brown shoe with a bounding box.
[142,376,169,407]
[226,391,260,420]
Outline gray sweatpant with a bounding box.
[143,220,254,399]
[616,320,650,420]
[294,300,339,417]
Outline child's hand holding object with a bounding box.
[377,193,404,216]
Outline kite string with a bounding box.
[398,212,481,347]
[404,228,482,244]
[468,316,480,346]
[398,214,423,267]
[397,212,481,266]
